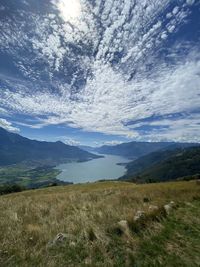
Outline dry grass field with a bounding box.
[0,180,200,267]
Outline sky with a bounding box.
[0,0,199,146]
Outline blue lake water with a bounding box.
[56,154,130,184]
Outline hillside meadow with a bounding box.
[0,180,200,266]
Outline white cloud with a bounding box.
[172,6,179,15]
[0,0,199,142]
[2,50,199,141]
[62,138,80,146]
[103,140,123,146]
[129,113,200,143]
[186,0,195,5]
[51,0,82,24]
[0,118,20,133]
[0,107,8,115]
[0,6,5,11]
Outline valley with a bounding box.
[0,126,200,189]
[0,165,68,190]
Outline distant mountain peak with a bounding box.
[0,127,100,166]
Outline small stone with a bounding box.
[47,233,71,247]
[117,220,130,236]
[13,212,18,221]
[54,233,68,243]
[118,220,128,227]
[185,202,194,207]
[170,201,175,207]
[70,241,76,247]
[148,205,159,212]
[134,211,145,221]
[85,257,92,265]
[164,201,175,214]
[164,204,171,214]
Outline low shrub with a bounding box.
[0,184,26,195]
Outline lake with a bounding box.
[56,154,130,184]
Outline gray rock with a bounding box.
[134,211,145,221]
[69,241,76,247]
[164,201,175,214]
[117,220,130,236]
[54,233,68,243]
[148,205,159,212]
[170,201,175,206]
[164,204,171,214]
[47,233,73,247]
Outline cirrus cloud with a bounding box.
[0,0,199,142]
[0,118,20,133]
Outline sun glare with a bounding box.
[56,0,81,23]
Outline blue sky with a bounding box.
[0,0,199,146]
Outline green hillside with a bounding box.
[0,180,200,266]
[0,127,100,167]
[0,165,69,190]
[121,146,200,183]
[95,141,199,159]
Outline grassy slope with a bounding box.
[0,180,200,266]
[122,146,200,183]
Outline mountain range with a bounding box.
[1,126,200,185]
[0,127,99,166]
[120,146,200,183]
[93,141,199,159]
